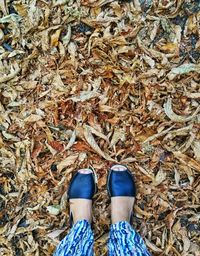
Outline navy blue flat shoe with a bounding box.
[67,168,97,227]
[107,164,136,223]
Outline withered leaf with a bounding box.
[164,98,200,123]
[1,0,200,254]
[57,154,79,172]
[83,125,114,161]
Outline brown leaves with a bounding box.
[173,152,200,172]
[83,125,114,161]
[48,141,64,152]
[24,114,43,123]
[51,29,62,47]
[1,0,200,255]
[167,64,200,80]
[57,154,79,172]
[164,98,200,123]
[0,62,21,83]
[31,143,44,159]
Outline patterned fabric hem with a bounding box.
[54,220,151,256]
[54,219,94,256]
[108,221,151,256]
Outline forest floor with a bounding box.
[0,0,200,255]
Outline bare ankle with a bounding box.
[70,199,92,224]
[111,197,135,224]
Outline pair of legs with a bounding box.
[54,165,151,255]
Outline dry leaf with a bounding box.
[83,125,114,161]
[65,130,76,150]
[0,63,21,84]
[70,90,100,102]
[1,1,200,254]
[164,98,200,122]
[57,154,79,172]
[144,239,163,253]
[46,205,61,216]
[153,169,166,186]
[51,29,61,47]
[173,151,200,171]
[168,64,200,80]
[24,114,42,122]
[134,205,152,218]
[87,125,109,143]
[62,25,71,46]
[192,140,200,161]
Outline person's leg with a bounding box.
[109,221,151,255]
[54,169,95,256]
[108,165,151,255]
[54,219,94,256]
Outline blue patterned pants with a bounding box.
[54,220,151,256]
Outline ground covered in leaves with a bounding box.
[0,0,200,255]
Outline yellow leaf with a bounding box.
[14,3,27,17]
[51,29,61,47]
[160,43,177,53]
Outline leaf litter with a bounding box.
[0,0,200,255]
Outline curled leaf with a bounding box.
[164,98,200,122]
[110,128,125,148]
[153,169,166,186]
[0,28,4,40]
[144,239,163,253]
[65,130,76,150]
[47,228,67,241]
[2,131,20,141]
[142,55,155,68]
[185,92,200,99]
[62,25,71,46]
[87,125,109,143]
[192,140,200,161]
[134,205,152,218]
[51,29,61,47]
[0,14,21,23]
[52,0,69,6]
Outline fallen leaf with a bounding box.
[144,239,163,253]
[24,114,42,123]
[192,140,200,161]
[83,125,114,161]
[57,154,79,172]
[65,130,76,150]
[48,141,64,152]
[51,29,61,47]
[173,151,200,172]
[70,90,100,102]
[153,169,167,186]
[160,42,178,53]
[168,64,200,80]
[46,205,60,216]
[62,25,71,46]
[0,63,21,84]
[164,98,200,122]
